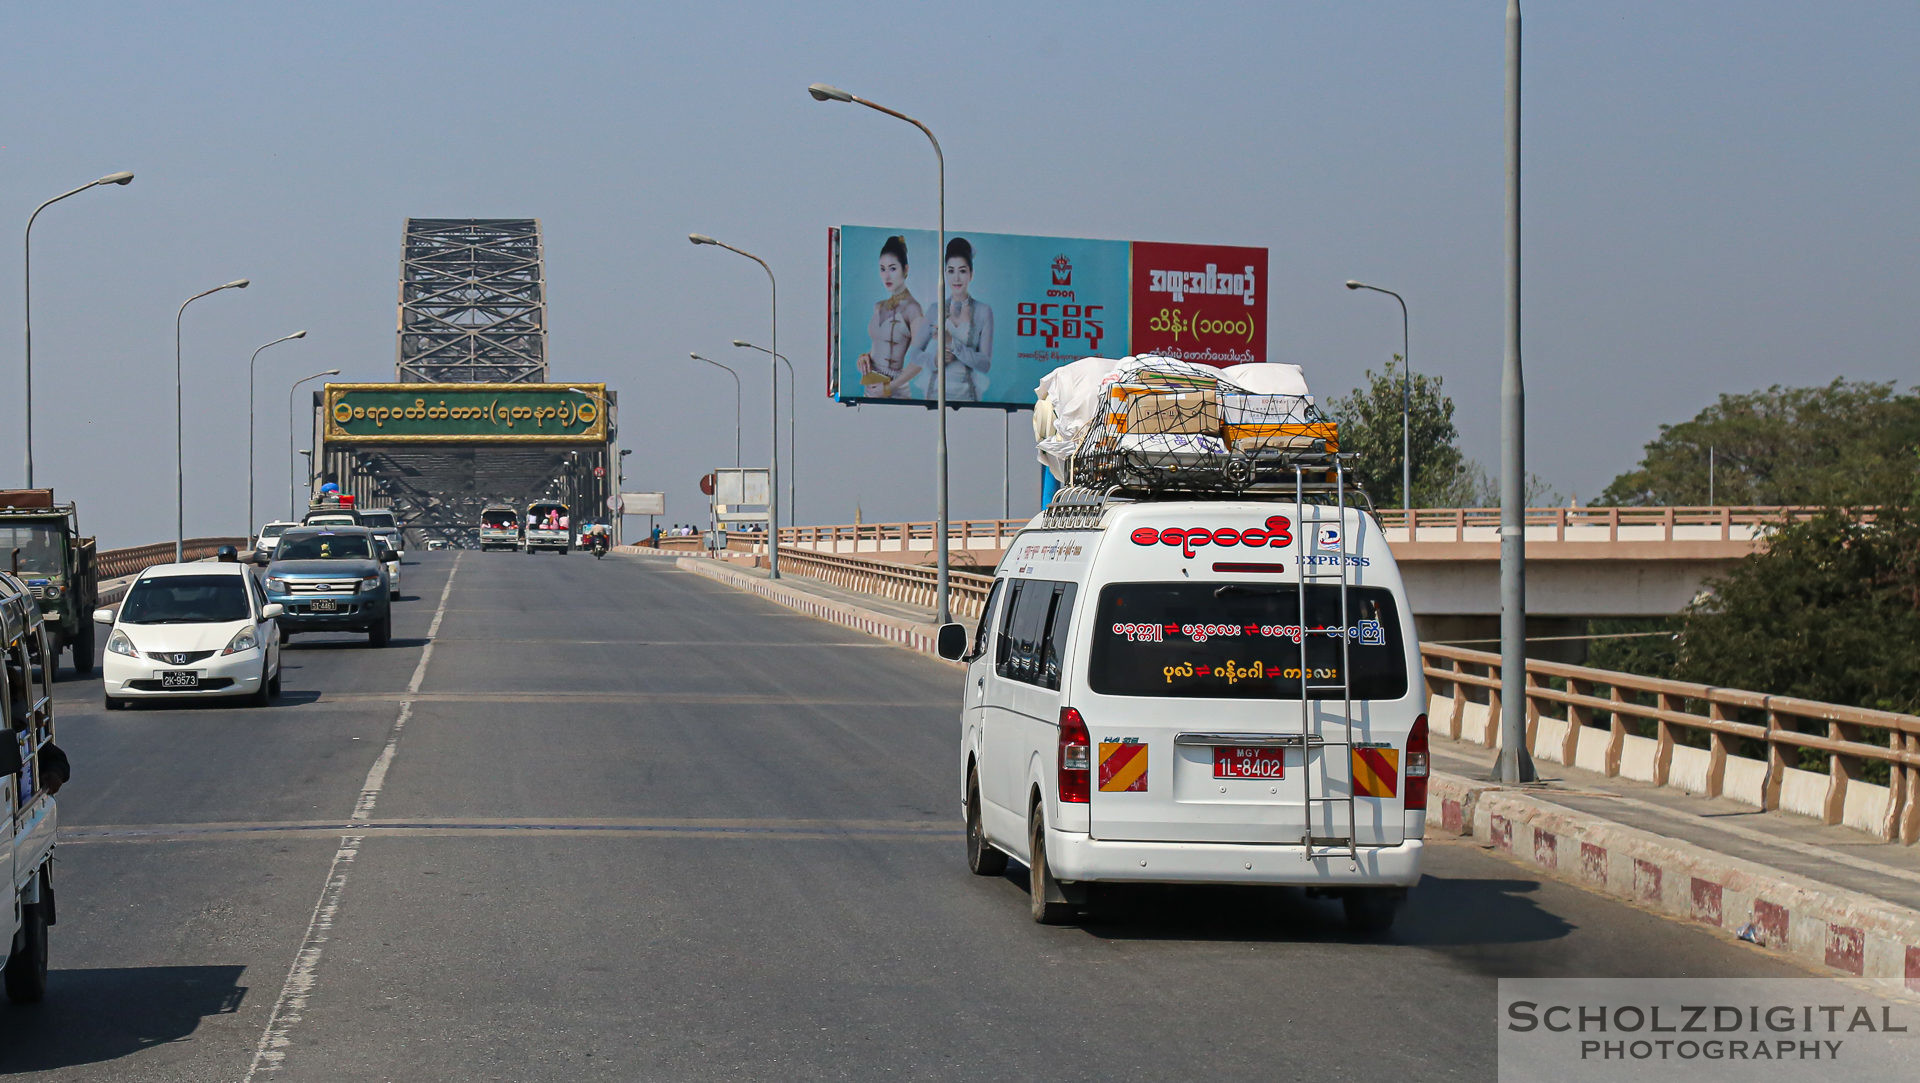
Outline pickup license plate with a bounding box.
[1214,746,1286,779]
[160,671,201,690]
[309,599,339,613]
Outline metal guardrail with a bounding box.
[97,538,246,581]
[757,543,1920,844]
[780,506,1842,550]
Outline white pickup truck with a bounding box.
[1,570,59,1002]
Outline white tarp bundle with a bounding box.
[1032,356,1318,482]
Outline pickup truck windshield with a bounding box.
[1087,582,1408,700]
[359,512,397,529]
[276,534,372,561]
[121,575,251,624]
[0,525,61,574]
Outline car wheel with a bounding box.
[1028,810,1077,926]
[268,663,282,697]
[1342,889,1404,935]
[966,768,1007,877]
[103,694,128,711]
[368,613,391,647]
[71,619,96,678]
[247,660,272,707]
[5,887,49,1004]
[389,589,399,601]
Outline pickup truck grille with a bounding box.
[287,580,363,594]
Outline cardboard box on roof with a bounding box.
[1105,386,1220,436]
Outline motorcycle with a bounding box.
[591,533,609,559]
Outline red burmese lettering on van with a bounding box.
[1130,516,1292,559]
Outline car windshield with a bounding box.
[120,575,251,624]
[360,512,396,529]
[0,524,62,575]
[260,523,289,539]
[276,533,372,561]
[1087,582,1408,700]
[482,511,517,528]
[307,515,356,526]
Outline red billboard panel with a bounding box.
[1128,241,1268,367]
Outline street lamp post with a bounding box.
[1499,0,1534,784]
[686,355,742,468]
[565,387,617,526]
[248,331,307,543]
[1345,281,1411,512]
[808,82,952,623]
[23,170,135,487]
[730,339,795,526]
[289,369,340,518]
[176,279,249,560]
[688,234,779,578]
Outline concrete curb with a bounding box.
[1428,774,1920,990]
[674,556,1920,989]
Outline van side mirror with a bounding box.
[936,622,968,661]
[92,607,116,625]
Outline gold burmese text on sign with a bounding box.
[321,383,609,445]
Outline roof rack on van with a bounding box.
[1055,449,1375,512]
[1039,486,1134,530]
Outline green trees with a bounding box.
[1323,359,1487,508]
[1599,379,1920,508]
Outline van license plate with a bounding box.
[1214,747,1286,779]
[309,599,338,612]
[160,672,201,690]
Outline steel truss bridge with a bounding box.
[310,219,616,549]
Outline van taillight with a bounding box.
[1406,713,1430,811]
[1058,707,1091,804]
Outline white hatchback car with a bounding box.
[95,562,283,710]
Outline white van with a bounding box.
[939,488,1427,931]
[1,571,59,1002]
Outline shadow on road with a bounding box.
[0,964,246,1072]
[1065,873,1572,948]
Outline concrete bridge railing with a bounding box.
[757,545,1920,844]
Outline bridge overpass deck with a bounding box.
[13,549,1843,1079]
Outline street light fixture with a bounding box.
[289,369,340,518]
[731,339,795,525]
[808,82,953,622]
[23,170,135,487]
[248,331,307,543]
[686,355,742,468]
[1345,280,1411,513]
[688,233,779,578]
[176,279,249,560]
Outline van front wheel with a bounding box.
[5,892,48,1003]
[966,770,1007,877]
[1028,812,1077,925]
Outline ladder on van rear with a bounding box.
[1288,458,1360,867]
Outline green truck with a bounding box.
[0,491,98,677]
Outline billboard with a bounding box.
[619,492,665,516]
[322,383,609,445]
[828,226,1267,408]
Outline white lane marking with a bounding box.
[243,553,461,1079]
[241,835,362,1081]
[351,555,459,821]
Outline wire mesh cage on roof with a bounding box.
[1067,371,1348,498]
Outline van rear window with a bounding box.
[1087,582,1408,700]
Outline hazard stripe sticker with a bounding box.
[1351,747,1399,798]
[1098,742,1149,792]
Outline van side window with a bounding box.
[967,579,1003,662]
[1040,584,1077,691]
[994,580,1022,670]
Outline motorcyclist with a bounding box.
[587,522,611,556]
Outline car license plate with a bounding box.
[310,598,339,612]
[160,671,201,690]
[1214,746,1286,779]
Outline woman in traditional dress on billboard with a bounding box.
[855,235,925,399]
[933,236,994,401]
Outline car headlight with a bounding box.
[107,629,140,658]
[263,576,286,592]
[43,583,63,599]
[222,626,259,656]
[360,575,382,592]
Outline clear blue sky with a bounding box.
[5,1,1915,545]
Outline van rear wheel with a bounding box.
[1342,888,1403,935]
[1028,813,1077,925]
[966,770,1007,877]
[5,893,48,1003]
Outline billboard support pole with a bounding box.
[808,83,951,623]
[1499,0,1535,784]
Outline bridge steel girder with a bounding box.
[396,218,547,385]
